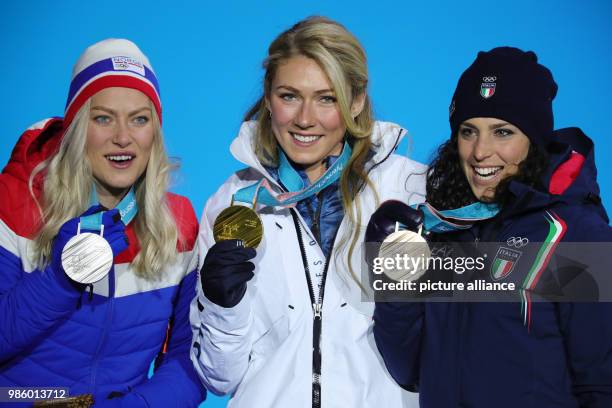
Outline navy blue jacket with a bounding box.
[374,128,612,407]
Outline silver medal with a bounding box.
[61,223,113,284]
[378,223,431,282]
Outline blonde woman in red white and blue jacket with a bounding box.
[0,39,204,407]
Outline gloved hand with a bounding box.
[365,200,424,243]
[51,205,129,284]
[200,239,256,308]
[365,200,426,292]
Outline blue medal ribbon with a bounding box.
[415,201,499,233]
[234,142,351,207]
[81,185,138,231]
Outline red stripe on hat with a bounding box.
[63,75,162,130]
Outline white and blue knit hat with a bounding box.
[64,39,161,129]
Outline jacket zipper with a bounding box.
[309,193,323,245]
[89,267,115,392]
[291,210,331,408]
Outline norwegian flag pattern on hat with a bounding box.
[64,38,161,129]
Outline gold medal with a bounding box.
[213,195,263,248]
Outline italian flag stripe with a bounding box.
[492,259,502,277]
[526,290,533,331]
[493,259,512,278]
[522,211,567,290]
[501,261,512,277]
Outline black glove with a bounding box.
[200,239,256,308]
[365,201,425,293]
[365,200,424,243]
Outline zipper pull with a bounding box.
[313,303,322,319]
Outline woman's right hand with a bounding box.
[365,200,427,290]
[50,205,129,278]
[200,239,256,308]
[365,200,424,243]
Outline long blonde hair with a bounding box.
[244,16,378,288]
[30,98,179,279]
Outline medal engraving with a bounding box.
[61,233,113,284]
[379,230,431,282]
[213,205,263,248]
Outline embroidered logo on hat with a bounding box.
[111,56,145,76]
[449,100,456,118]
[480,76,497,99]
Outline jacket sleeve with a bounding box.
[373,301,424,391]
[0,218,83,361]
[558,301,612,407]
[560,215,612,407]
[190,189,254,396]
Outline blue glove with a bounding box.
[51,205,129,285]
[201,239,256,308]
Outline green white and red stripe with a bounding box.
[520,211,567,330]
[492,258,513,279]
[481,87,494,98]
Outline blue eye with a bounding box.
[132,116,150,126]
[93,115,111,125]
[280,93,297,101]
[319,95,337,104]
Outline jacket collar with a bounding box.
[229,120,407,188]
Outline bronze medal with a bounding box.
[213,195,263,248]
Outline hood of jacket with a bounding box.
[505,126,608,223]
[1,118,65,237]
[2,118,64,188]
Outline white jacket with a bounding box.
[191,121,426,407]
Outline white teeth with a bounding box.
[291,133,320,143]
[473,166,502,179]
[107,155,133,161]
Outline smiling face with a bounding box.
[457,117,530,202]
[86,87,155,208]
[266,55,364,182]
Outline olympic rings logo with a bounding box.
[482,76,497,82]
[506,237,529,248]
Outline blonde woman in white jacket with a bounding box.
[191,16,425,407]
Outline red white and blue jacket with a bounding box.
[374,127,612,407]
[0,118,205,407]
